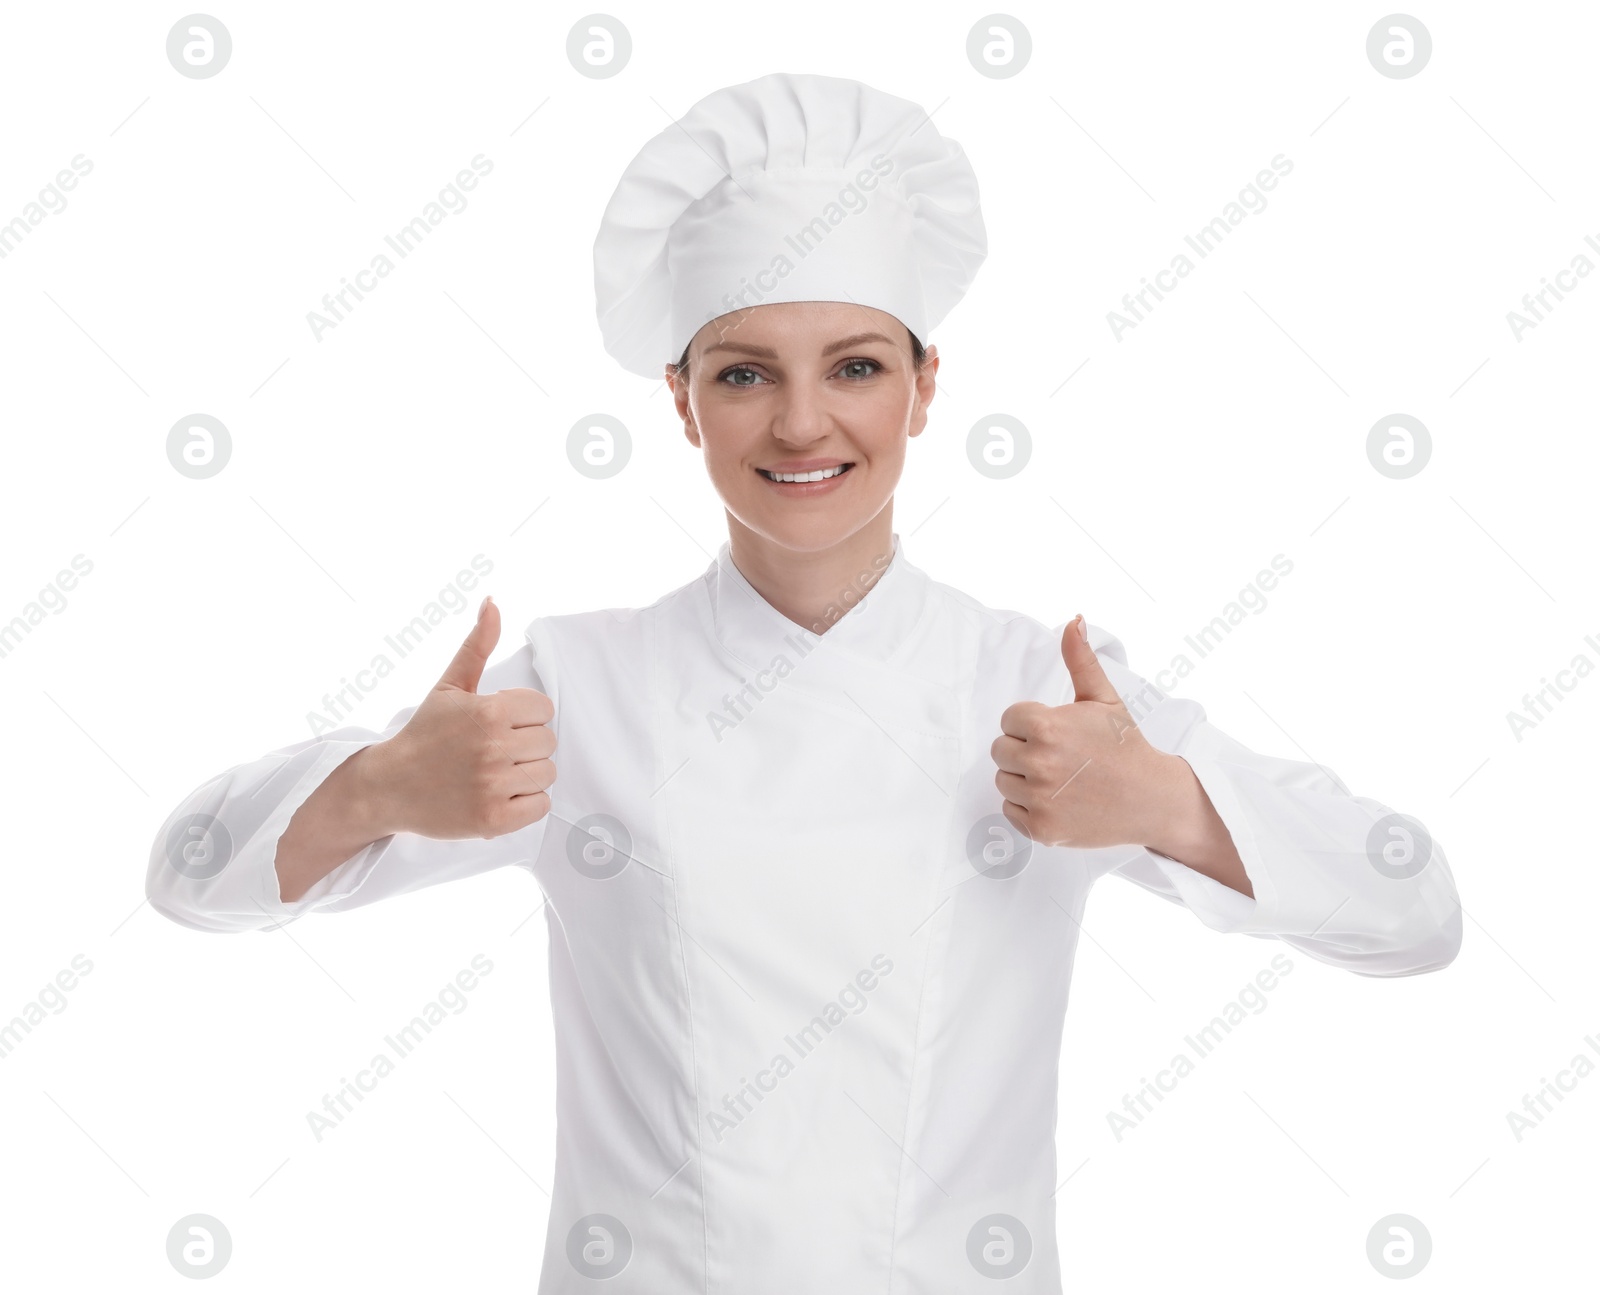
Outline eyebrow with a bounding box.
[700,331,898,360]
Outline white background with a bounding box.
[1,1,1595,1289]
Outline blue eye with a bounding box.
[716,358,883,385]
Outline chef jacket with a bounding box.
[147,531,1462,1293]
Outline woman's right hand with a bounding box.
[364,595,557,841]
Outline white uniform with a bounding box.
[147,533,1461,1292]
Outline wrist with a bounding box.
[343,740,406,840]
[1139,751,1213,862]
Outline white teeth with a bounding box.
[764,464,849,482]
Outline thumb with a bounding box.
[437,596,500,693]
[1061,613,1121,705]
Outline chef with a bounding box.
[148,72,1461,1294]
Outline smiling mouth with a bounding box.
[756,463,855,483]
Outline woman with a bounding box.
[148,72,1461,1294]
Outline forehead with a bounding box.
[692,301,910,357]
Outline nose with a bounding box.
[769,376,832,448]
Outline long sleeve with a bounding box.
[145,646,551,934]
[1069,621,1463,978]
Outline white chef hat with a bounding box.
[593,71,987,379]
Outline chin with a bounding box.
[736,504,878,554]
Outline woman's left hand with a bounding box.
[991,614,1195,853]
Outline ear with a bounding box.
[907,343,939,440]
[666,364,701,448]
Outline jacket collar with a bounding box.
[705,531,931,671]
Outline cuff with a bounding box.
[1144,850,1260,930]
[244,739,395,925]
[1151,723,1283,934]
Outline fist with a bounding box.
[991,614,1173,850]
[371,596,557,840]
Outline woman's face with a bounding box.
[667,301,939,554]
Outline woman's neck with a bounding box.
[725,508,896,635]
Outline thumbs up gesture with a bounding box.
[368,596,557,841]
[991,614,1180,851]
